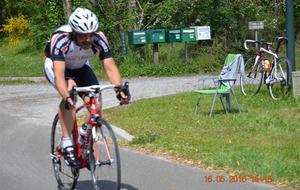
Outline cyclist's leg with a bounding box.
[58,78,76,138]
[44,58,79,167]
[45,59,76,140]
[58,70,80,167]
[44,57,56,86]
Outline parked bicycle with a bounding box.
[50,82,130,190]
[241,37,291,100]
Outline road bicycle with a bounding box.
[241,37,291,100]
[240,40,272,96]
[50,83,129,190]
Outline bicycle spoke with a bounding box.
[268,57,291,100]
[50,114,79,190]
[240,57,264,95]
[89,118,121,190]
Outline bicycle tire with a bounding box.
[88,117,121,190]
[240,56,264,96]
[50,114,79,190]
[267,57,291,100]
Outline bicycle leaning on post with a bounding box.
[50,82,130,190]
[241,37,291,100]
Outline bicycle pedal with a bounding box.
[96,159,113,166]
[50,154,59,163]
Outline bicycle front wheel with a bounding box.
[240,56,264,96]
[267,57,291,100]
[50,114,79,190]
[88,118,121,190]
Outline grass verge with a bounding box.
[105,87,300,189]
[0,39,44,77]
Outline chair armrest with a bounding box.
[218,78,237,88]
[218,78,236,82]
[197,76,220,89]
[197,76,219,82]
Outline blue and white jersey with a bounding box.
[46,25,111,70]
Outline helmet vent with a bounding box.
[84,23,89,30]
[78,26,85,32]
[83,14,89,19]
[70,23,76,28]
[90,22,93,29]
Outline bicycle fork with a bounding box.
[265,61,286,85]
[93,124,115,166]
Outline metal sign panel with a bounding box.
[191,26,211,40]
[249,21,264,30]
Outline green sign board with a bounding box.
[181,28,196,42]
[128,31,147,45]
[120,32,127,54]
[146,29,166,43]
[166,29,181,42]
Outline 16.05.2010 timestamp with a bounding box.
[204,175,272,183]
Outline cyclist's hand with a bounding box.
[115,82,131,105]
[64,96,75,110]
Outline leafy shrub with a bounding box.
[1,15,29,47]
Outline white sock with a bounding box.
[61,137,74,149]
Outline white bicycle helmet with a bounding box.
[68,8,99,33]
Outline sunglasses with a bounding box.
[76,33,95,39]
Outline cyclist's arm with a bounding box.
[53,60,70,100]
[102,57,122,86]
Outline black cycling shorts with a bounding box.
[65,64,99,87]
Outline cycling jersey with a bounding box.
[45,25,111,70]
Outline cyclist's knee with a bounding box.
[59,99,75,111]
[83,96,90,105]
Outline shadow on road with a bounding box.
[74,180,139,190]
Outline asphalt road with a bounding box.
[0,76,283,190]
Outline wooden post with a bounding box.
[153,43,159,64]
[185,42,188,61]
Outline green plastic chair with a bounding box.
[194,54,243,117]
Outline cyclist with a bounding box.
[44,7,129,168]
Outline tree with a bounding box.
[63,0,72,18]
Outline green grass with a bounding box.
[105,87,300,189]
[0,39,44,77]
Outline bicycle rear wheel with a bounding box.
[240,57,264,96]
[88,118,121,190]
[50,114,79,190]
[267,57,291,100]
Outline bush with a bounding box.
[1,15,29,47]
